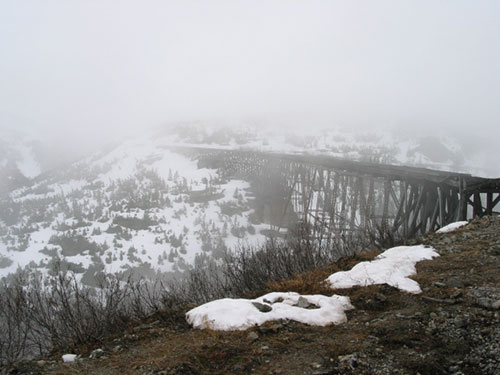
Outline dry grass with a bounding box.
[265,248,381,296]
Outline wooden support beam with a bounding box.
[430,197,440,231]
[409,184,426,236]
[473,192,483,217]
[492,194,500,209]
[486,192,493,215]
[438,186,445,228]
[358,177,367,228]
[392,181,407,233]
[350,176,360,230]
[382,179,391,232]
[458,177,468,220]
[339,174,348,230]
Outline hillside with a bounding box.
[12,215,499,375]
[0,138,267,284]
[1,123,493,288]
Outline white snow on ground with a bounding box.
[187,245,441,331]
[326,245,439,294]
[436,221,468,234]
[61,354,77,363]
[186,292,353,331]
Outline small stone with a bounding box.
[477,298,492,309]
[112,345,122,352]
[252,302,272,313]
[252,302,273,312]
[489,248,500,255]
[491,300,500,309]
[37,360,46,367]
[338,354,356,362]
[90,348,105,359]
[454,317,467,328]
[451,290,463,298]
[247,331,259,341]
[296,296,311,308]
[447,279,465,288]
[338,354,357,369]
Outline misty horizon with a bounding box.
[1,1,499,170]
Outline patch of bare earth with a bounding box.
[13,217,500,375]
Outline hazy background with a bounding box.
[1,0,499,160]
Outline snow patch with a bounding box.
[62,354,77,363]
[436,221,468,234]
[325,245,439,294]
[186,292,353,331]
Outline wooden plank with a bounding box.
[438,186,445,228]
[430,198,440,231]
[409,184,426,236]
[492,193,500,208]
[350,176,360,230]
[486,192,493,215]
[473,192,483,217]
[382,179,391,232]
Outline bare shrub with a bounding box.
[0,265,167,364]
[163,222,397,303]
[0,222,396,365]
[0,274,32,365]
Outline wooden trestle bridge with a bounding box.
[174,146,500,240]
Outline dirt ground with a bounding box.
[8,216,500,375]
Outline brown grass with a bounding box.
[265,248,381,295]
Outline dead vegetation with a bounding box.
[3,217,500,374]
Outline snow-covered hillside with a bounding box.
[0,123,495,284]
[0,128,44,194]
[0,128,42,179]
[0,136,268,284]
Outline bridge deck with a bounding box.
[170,145,500,189]
[169,145,500,238]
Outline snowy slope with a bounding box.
[0,124,493,284]
[0,128,42,179]
[0,136,267,284]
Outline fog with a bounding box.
[1,0,499,159]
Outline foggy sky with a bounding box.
[1,0,499,153]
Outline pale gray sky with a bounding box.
[1,0,499,149]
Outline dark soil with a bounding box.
[6,216,500,375]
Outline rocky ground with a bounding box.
[4,216,500,375]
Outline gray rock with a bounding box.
[447,278,465,288]
[252,302,272,313]
[491,299,500,310]
[258,322,283,334]
[477,298,492,309]
[296,296,311,308]
[338,354,358,370]
[247,331,259,341]
[90,348,105,359]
